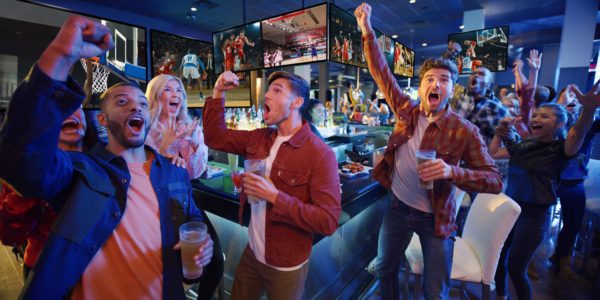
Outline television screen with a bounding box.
[374,29,395,71]
[448,26,509,74]
[393,42,414,78]
[261,3,327,68]
[99,19,147,83]
[328,3,366,68]
[151,30,225,108]
[213,22,263,74]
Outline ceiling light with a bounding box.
[459,25,464,29]
[409,0,416,3]
[191,7,197,12]
[421,42,427,47]
[391,34,398,38]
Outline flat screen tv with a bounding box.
[261,3,327,68]
[97,19,147,83]
[374,29,395,71]
[150,30,234,108]
[393,42,414,78]
[447,26,509,74]
[328,3,366,68]
[213,22,263,74]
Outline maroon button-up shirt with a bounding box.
[363,33,503,238]
[203,97,341,267]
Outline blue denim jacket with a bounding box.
[0,66,203,299]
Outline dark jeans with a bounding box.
[555,180,586,257]
[374,197,454,300]
[495,202,551,300]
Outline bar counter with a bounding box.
[191,162,390,299]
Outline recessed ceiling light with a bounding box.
[392,34,398,38]
[409,0,416,3]
[191,7,197,12]
[459,25,464,29]
[421,42,427,47]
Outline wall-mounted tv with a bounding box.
[261,3,327,68]
[97,19,147,84]
[150,30,220,108]
[213,22,263,74]
[328,3,366,68]
[448,26,509,74]
[393,42,414,78]
[374,29,395,71]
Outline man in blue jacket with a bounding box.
[0,16,212,299]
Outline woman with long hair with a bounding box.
[145,74,208,180]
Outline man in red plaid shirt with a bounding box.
[356,3,503,299]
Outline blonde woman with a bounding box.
[146,74,208,179]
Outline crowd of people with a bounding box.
[0,2,599,300]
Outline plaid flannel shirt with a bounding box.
[452,91,510,145]
[362,32,503,238]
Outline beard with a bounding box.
[105,117,149,149]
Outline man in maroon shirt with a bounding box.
[356,3,502,299]
[203,70,341,299]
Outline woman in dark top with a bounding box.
[551,85,600,280]
[302,98,325,141]
[489,79,600,300]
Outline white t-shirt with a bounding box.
[391,114,433,213]
[248,134,307,271]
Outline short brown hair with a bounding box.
[268,71,309,113]
[99,82,141,112]
[418,58,458,85]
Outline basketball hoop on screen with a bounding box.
[80,57,111,94]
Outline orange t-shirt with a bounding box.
[72,158,163,299]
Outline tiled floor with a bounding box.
[0,245,24,300]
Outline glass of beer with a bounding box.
[231,168,244,194]
[416,149,436,190]
[243,159,265,203]
[227,153,238,170]
[179,222,207,279]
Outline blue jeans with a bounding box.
[495,202,551,300]
[375,198,454,300]
[556,180,586,257]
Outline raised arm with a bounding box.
[519,50,539,125]
[355,3,415,117]
[525,49,542,91]
[513,59,527,93]
[566,80,600,157]
[203,71,255,155]
[0,16,113,198]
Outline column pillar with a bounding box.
[318,62,330,104]
[556,0,597,90]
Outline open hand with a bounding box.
[185,118,201,151]
[158,116,182,154]
[526,49,542,71]
[573,79,600,111]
